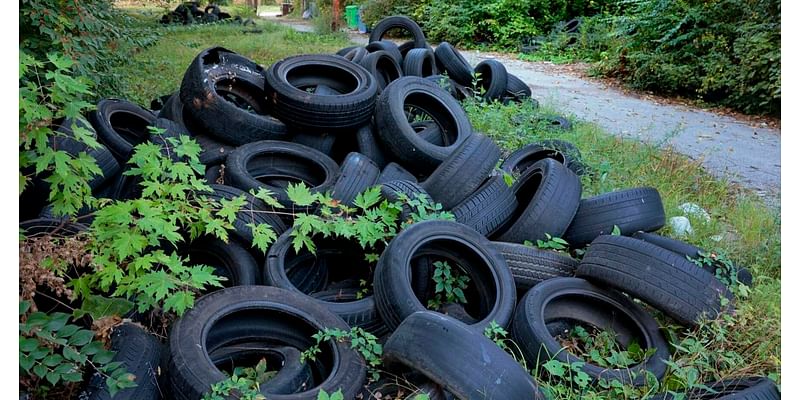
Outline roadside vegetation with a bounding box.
[362,0,780,116]
[19,2,779,398]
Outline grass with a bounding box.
[110,14,780,397]
[114,13,349,105]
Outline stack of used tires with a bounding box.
[160,2,235,25]
[19,15,775,400]
[336,15,533,104]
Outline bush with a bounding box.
[20,0,159,100]
[362,0,614,48]
[598,0,780,116]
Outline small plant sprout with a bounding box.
[427,260,470,310]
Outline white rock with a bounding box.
[679,202,711,222]
[668,216,694,237]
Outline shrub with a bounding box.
[597,0,780,115]
[20,0,159,99]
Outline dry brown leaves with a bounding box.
[19,234,91,312]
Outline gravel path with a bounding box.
[264,16,781,208]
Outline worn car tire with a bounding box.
[384,311,545,399]
[403,48,437,77]
[493,158,582,244]
[474,59,508,100]
[331,152,381,206]
[167,286,366,400]
[374,220,516,331]
[452,174,518,237]
[576,235,733,327]
[433,42,474,86]
[89,98,157,163]
[512,277,670,385]
[369,16,426,48]
[563,187,665,247]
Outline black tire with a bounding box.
[500,139,587,177]
[474,59,508,100]
[379,179,431,221]
[355,123,388,169]
[264,230,386,334]
[157,93,195,135]
[576,235,733,327]
[83,323,163,400]
[204,163,225,185]
[511,277,670,385]
[266,55,378,131]
[649,376,780,399]
[374,220,516,331]
[369,16,426,48]
[204,4,220,15]
[20,218,88,238]
[378,162,417,184]
[433,42,474,86]
[451,174,518,237]
[384,311,545,399]
[342,46,369,64]
[358,50,403,93]
[199,184,287,245]
[421,133,500,210]
[167,286,367,400]
[505,73,531,98]
[543,115,572,130]
[88,98,157,163]
[403,48,437,77]
[631,231,753,286]
[336,46,359,57]
[493,158,582,244]
[194,134,235,166]
[330,152,381,206]
[410,121,446,146]
[225,140,339,208]
[179,47,288,146]
[491,242,577,291]
[291,131,337,157]
[375,77,473,175]
[397,40,416,58]
[563,187,665,247]
[365,40,403,66]
[185,235,261,288]
[53,117,121,190]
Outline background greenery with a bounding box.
[362,0,780,116]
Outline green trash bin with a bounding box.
[345,5,359,29]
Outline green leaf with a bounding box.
[163,290,195,315]
[33,363,48,378]
[286,182,315,206]
[611,225,621,236]
[20,337,40,352]
[93,349,116,364]
[73,295,134,320]
[68,330,95,347]
[42,354,64,367]
[352,186,382,210]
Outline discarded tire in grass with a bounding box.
[500,139,586,177]
[474,59,508,100]
[403,48,437,77]
[433,42,474,86]
[185,235,261,288]
[384,311,546,399]
[358,50,403,93]
[648,376,780,399]
[576,235,733,327]
[632,231,753,286]
[494,158,582,244]
[374,220,516,331]
[511,277,670,386]
[167,286,366,400]
[330,152,381,207]
[563,187,665,247]
[180,47,288,146]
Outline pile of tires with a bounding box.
[160,1,235,25]
[19,15,775,400]
[336,15,533,104]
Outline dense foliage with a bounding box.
[362,0,612,48]
[364,0,780,115]
[597,0,780,115]
[20,0,159,99]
